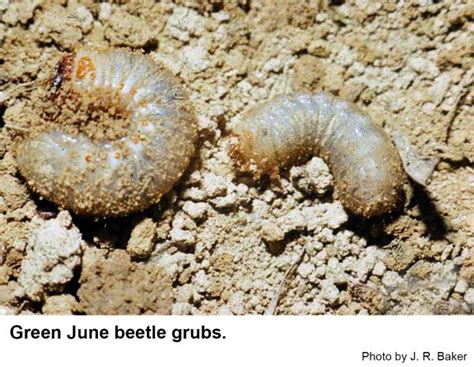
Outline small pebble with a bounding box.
[170,228,195,250]
[297,263,315,279]
[278,209,306,233]
[182,201,208,220]
[260,221,284,243]
[202,173,227,198]
[464,288,474,305]
[127,218,156,260]
[372,261,386,277]
[321,279,339,303]
[382,271,403,289]
[454,278,468,294]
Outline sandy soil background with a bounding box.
[0,0,472,315]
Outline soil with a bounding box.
[0,0,472,315]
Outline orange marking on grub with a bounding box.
[76,56,96,80]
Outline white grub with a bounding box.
[231,92,406,217]
[15,49,197,217]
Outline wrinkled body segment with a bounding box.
[16,49,197,217]
[231,92,406,217]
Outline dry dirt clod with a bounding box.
[77,250,173,315]
[15,212,84,302]
[127,218,157,260]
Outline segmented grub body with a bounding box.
[231,92,406,217]
[16,49,197,217]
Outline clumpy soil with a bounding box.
[0,0,473,315]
